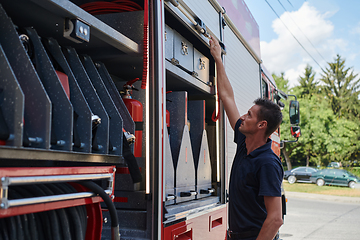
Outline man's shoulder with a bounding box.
[257,147,280,159]
[257,149,282,166]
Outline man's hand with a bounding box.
[256,196,283,240]
[209,36,222,63]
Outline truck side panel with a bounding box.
[223,26,261,178]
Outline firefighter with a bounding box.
[209,36,283,240]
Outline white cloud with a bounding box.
[260,2,344,87]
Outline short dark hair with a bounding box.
[254,98,282,137]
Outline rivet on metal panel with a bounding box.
[171,58,179,66]
[191,71,198,78]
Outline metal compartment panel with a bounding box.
[165,24,174,61]
[173,31,194,73]
[0,6,52,149]
[0,46,24,147]
[175,125,196,203]
[25,27,74,151]
[193,48,209,84]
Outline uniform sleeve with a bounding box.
[258,161,283,197]
[234,118,245,143]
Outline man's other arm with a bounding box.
[209,36,240,130]
[256,196,283,240]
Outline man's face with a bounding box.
[239,105,262,135]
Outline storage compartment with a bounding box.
[193,48,210,85]
[173,31,194,73]
[0,1,147,237]
[163,4,221,222]
[0,1,147,161]
[0,0,225,238]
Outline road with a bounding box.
[279,192,360,240]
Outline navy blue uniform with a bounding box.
[228,118,284,239]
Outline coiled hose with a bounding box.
[79,181,120,240]
[0,183,88,240]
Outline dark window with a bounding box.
[261,79,268,98]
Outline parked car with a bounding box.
[327,162,341,168]
[284,167,318,184]
[310,169,360,188]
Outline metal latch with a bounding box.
[166,194,176,201]
[180,191,197,197]
[64,18,90,43]
[181,41,188,55]
[199,58,206,70]
[195,18,209,38]
[200,188,215,194]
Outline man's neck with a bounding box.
[245,134,267,155]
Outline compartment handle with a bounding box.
[211,217,222,229]
[174,229,192,240]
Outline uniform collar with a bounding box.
[247,138,272,158]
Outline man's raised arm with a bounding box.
[209,36,240,130]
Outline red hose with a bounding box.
[211,86,221,122]
[211,100,221,122]
[80,1,143,15]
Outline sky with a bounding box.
[244,0,360,87]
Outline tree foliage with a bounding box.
[320,54,360,119]
[275,55,360,170]
[298,65,319,98]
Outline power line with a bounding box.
[276,0,327,63]
[286,0,293,8]
[264,0,325,72]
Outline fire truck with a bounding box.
[0,0,300,239]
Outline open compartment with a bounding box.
[0,0,149,238]
[163,5,221,220]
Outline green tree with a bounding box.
[275,58,360,169]
[320,54,360,119]
[293,66,320,166]
[273,72,290,93]
[298,65,319,98]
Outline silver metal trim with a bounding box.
[164,0,214,45]
[31,0,139,53]
[164,202,219,222]
[3,190,111,209]
[4,173,113,186]
[208,0,225,14]
[0,172,114,209]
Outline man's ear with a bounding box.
[258,120,267,129]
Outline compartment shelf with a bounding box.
[166,61,215,95]
[0,146,124,164]
[0,0,139,54]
